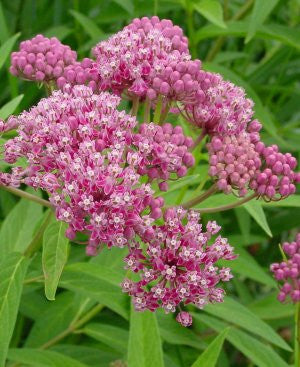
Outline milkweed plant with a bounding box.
[0,4,300,367]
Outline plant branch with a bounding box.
[182,184,218,209]
[0,186,52,208]
[196,193,257,213]
[131,97,140,117]
[144,97,151,123]
[295,302,300,367]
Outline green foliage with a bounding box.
[0,0,300,366]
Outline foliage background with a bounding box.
[0,0,300,366]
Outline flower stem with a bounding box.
[144,97,151,123]
[131,97,140,117]
[153,95,163,124]
[196,193,257,214]
[295,303,300,367]
[182,184,218,209]
[0,186,52,208]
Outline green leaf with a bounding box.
[0,95,24,120]
[0,192,43,256]
[25,292,90,347]
[157,311,206,350]
[0,33,20,70]
[193,0,226,29]
[60,262,129,319]
[44,25,72,40]
[196,21,300,51]
[69,10,103,39]
[83,323,128,353]
[244,200,272,237]
[191,328,229,367]
[249,292,295,320]
[112,0,134,14]
[220,247,276,287]
[195,314,289,367]
[42,221,69,300]
[0,253,29,367]
[262,195,300,207]
[204,297,291,351]
[246,0,279,43]
[8,349,88,367]
[128,307,164,367]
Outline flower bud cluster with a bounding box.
[134,122,194,191]
[271,234,300,303]
[10,34,77,83]
[121,208,236,326]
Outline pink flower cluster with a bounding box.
[121,208,236,326]
[207,120,300,199]
[134,122,194,191]
[271,234,300,303]
[92,16,190,97]
[10,34,77,83]
[2,85,170,253]
[183,72,254,135]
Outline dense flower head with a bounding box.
[56,58,101,92]
[92,16,190,97]
[121,208,236,326]
[207,120,262,197]
[146,59,202,104]
[134,122,194,191]
[208,119,300,199]
[10,34,77,83]
[250,140,300,200]
[184,72,254,136]
[1,84,168,253]
[271,234,300,303]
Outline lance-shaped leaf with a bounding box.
[42,221,69,300]
[0,252,29,367]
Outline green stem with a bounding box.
[23,209,53,258]
[182,184,218,209]
[153,95,163,124]
[144,97,151,123]
[186,0,196,58]
[40,304,104,350]
[23,275,44,285]
[131,97,140,117]
[295,303,300,367]
[0,186,52,208]
[205,0,254,62]
[196,193,257,213]
[159,102,172,124]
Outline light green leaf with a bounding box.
[262,195,300,207]
[0,192,43,256]
[113,0,134,14]
[246,0,279,43]
[8,349,88,367]
[0,33,20,70]
[220,247,276,287]
[194,0,226,29]
[196,21,300,51]
[244,200,272,237]
[83,323,128,353]
[195,314,289,367]
[60,262,129,319]
[128,307,164,367]
[42,221,69,300]
[157,311,206,350]
[204,297,291,351]
[0,253,29,367]
[249,292,295,320]
[69,10,103,39]
[191,328,229,367]
[0,95,24,120]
